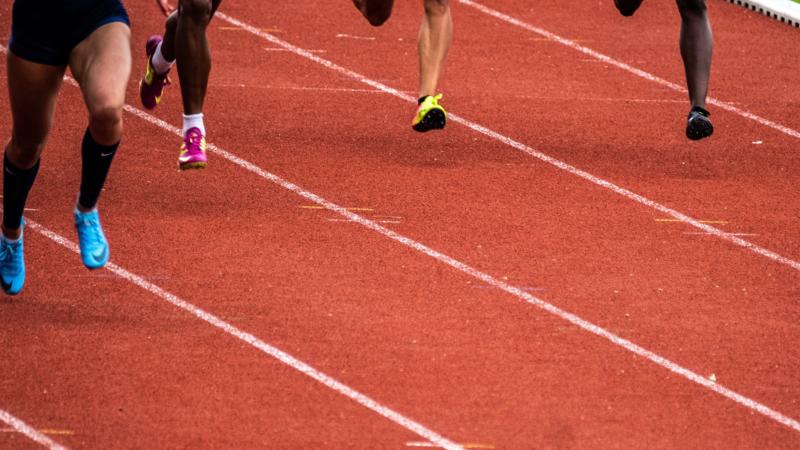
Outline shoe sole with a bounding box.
[140,37,164,110]
[139,80,159,110]
[686,117,714,141]
[1,279,23,295]
[412,109,447,133]
[179,161,208,171]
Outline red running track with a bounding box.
[1,0,799,448]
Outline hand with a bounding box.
[155,0,175,15]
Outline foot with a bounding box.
[179,127,208,170]
[74,209,109,270]
[412,94,447,133]
[0,234,24,296]
[686,106,714,140]
[139,35,170,110]
[614,0,643,16]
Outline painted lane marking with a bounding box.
[38,430,74,436]
[122,95,800,434]
[263,47,326,54]
[300,205,375,212]
[470,284,546,293]
[515,95,687,104]
[335,33,376,41]
[656,218,728,225]
[684,232,759,237]
[0,409,67,449]
[0,428,74,436]
[407,442,495,449]
[23,219,462,450]
[301,205,402,223]
[212,84,400,94]
[327,216,403,224]
[212,12,800,273]
[458,0,800,140]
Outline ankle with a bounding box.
[2,225,21,241]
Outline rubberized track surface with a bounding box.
[1,0,799,448]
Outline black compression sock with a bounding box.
[3,153,40,231]
[78,128,119,210]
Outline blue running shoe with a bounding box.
[74,209,109,270]
[0,235,25,295]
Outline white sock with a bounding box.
[151,41,175,75]
[182,113,205,136]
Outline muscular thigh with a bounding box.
[68,22,131,116]
[6,52,65,155]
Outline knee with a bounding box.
[88,102,123,141]
[676,0,707,16]
[7,137,45,168]
[423,0,449,16]
[614,0,642,16]
[179,0,213,22]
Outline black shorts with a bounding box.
[9,0,130,66]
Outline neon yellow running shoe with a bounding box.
[412,94,447,132]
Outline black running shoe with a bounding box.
[412,94,447,133]
[686,106,714,141]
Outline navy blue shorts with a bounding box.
[9,0,130,66]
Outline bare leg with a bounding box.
[70,22,131,146]
[69,22,131,211]
[677,0,712,108]
[160,11,179,62]
[3,53,65,239]
[417,0,452,98]
[165,0,222,115]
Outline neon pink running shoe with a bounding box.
[178,127,208,170]
[139,35,170,110]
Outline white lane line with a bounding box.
[263,47,326,53]
[684,231,759,237]
[0,409,67,450]
[212,83,409,94]
[23,219,462,450]
[121,93,800,434]
[212,12,800,273]
[458,0,800,140]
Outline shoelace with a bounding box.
[184,131,204,152]
[77,215,103,244]
[0,241,20,267]
[0,243,13,262]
